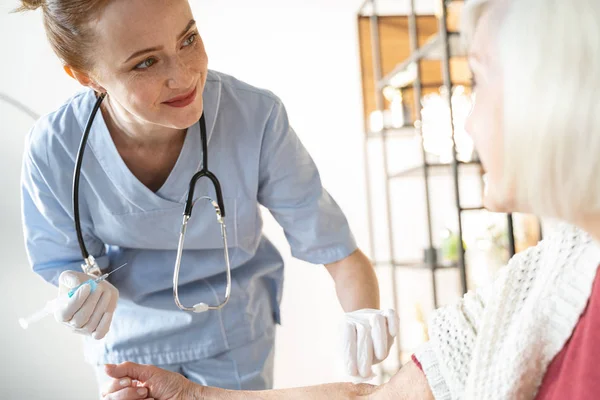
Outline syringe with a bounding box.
[19,299,58,329]
[18,263,128,330]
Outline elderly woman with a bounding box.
[102,0,600,398]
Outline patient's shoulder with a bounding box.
[507,223,595,274]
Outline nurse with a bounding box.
[18,0,398,393]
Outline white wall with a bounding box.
[1,1,448,398]
[1,3,89,399]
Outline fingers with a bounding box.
[355,321,374,378]
[383,309,399,337]
[342,321,358,377]
[370,313,387,361]
[58,270,87,296]
[372,310,399,363]
[54,284,91,323]
[343,309,400,378]
[106,284,119,314]
[102,386,148,400]
[105,362,155,383]
[102,377,133,397]
[70,285,103,328]
[80,291,112,334]
[54,272,119,339]
[93,312,114,340]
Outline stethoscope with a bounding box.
[73,92,231,313]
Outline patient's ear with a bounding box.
[63,65,107,94]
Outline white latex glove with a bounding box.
[54,270,119,340]
[342,308,399,380]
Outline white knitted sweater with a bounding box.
[415,224,600,399]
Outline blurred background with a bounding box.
[0,0,550,398]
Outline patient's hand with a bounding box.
[102,362,195,400]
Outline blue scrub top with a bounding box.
[21,70,357,365]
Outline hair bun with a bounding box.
[19,0,45,10]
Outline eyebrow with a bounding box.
[468,52,484,68]
[467,52,480,61]
[123,19,197,64]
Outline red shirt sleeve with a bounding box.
[411,353,423,371]
[536,267,600,399]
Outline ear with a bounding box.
[63,65,107,94]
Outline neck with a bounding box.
[574,214,600,244]
[102,95,185,148]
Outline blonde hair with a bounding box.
[463,0,600,221]
[16,0,111,72]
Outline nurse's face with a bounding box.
[89,0,207,130]
[464,8,515,212]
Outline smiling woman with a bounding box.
[15,0,394,397]
[88,1,208,134]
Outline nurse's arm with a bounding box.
[324,249,380,311]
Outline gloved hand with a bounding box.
[54,270,119,340]
[342,308,399,380]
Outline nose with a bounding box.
[166,57,194,90]
[465,114,474,138]
[464,93,476,137]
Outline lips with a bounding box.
[163,87,197,108]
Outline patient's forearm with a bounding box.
[195,382,377,399]
[189,361,433,400]
[377,360,434,400]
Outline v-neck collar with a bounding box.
[77,74,222,212]
[154,122,199,202]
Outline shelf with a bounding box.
[388,160,482,179]
[460,206,485,212]
[359,0,451,18]
[374,260,459,271]
[358,0,369,15]
[366,125,417,138]
[378,32,465,89]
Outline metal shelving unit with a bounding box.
[390,160,481,179]
[359,0,517,368]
